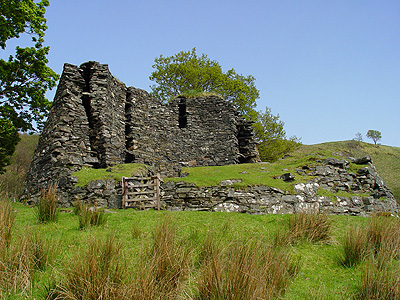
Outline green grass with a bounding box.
[166,159,317,193]
[71,163,148,186]
[4,202,400,299]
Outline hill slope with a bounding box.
[296,141,400,201]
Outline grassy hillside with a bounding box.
[296,141,400,201]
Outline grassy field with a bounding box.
[2,201,400,299]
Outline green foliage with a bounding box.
[0,0,59,170]
[366,129,382,146]
[0,119,19,174]
[253,107,301,162]
[149,48,259,117]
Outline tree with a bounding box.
[354,132,363,142]
[0,0,58,171]
[0,119,19,174]
[366,130,382,146]
[253,107,301,162]
[149,48,259,117]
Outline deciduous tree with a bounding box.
[150,48,301,161]
[253,107,301,162]
[366,130,382,146]
[0,0,58,171]
[149,48,259,117]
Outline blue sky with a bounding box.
[30,1,400,146]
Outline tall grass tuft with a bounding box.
[343,215,400,268]
[48,234,128,300]
[288,208,332,243]
[366,215,400,259]
[74,199,107,229]
[0,198,15,251]
[133,216,192,299]
[0,230,55,297]
[37,184,59,223]
[340,226,367,267]
[355,251,400,299]
[131,222,142,239]
[197,238,300,300]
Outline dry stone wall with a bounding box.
[24,61,260,203]
[160,156,398,215]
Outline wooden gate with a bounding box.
[122,174,161,210]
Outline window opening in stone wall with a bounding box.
[178,99,187,128]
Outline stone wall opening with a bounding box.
[80,64,101,168]
[178,98,187,128]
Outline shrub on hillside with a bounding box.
[0,197,15,251]
[48,234,127,299]
[132,216,192,299]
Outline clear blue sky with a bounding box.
[40,1,399,146]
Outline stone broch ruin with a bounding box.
[24,61,259,203]
[24,61,399,215]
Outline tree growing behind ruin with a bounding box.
[149,48,259,118]
[150,48,301,162]
[0,0,59,172]
[253,107,301,162]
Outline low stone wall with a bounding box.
[27,155,398,216]
[160,181,397,216]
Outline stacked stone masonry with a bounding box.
[24,61,398,215]
[24,61,260,202]
[160,156,398,216]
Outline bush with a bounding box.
[340,226,367,267]
[37,184,59,223]
[0,230,55,297]
[340,215,400,268]
[355,251,400,299]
